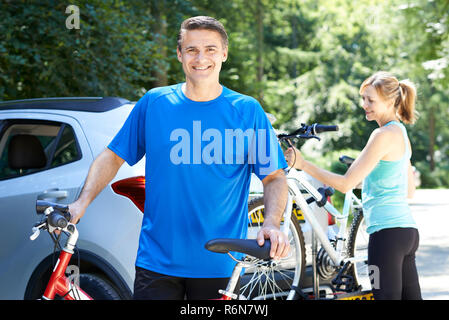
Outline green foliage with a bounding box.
[0,0,447,186]
[415,161,449,189]
[0,0,161,100]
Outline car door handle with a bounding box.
[37,190,68,200]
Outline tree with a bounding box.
[0,1,159,100]
[1,0,447,186]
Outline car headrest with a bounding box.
[8,134,47,170]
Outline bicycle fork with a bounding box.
[42,226,92,300]
[43,250,76,300]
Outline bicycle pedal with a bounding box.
[332,274,357,293]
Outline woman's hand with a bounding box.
[284,146,305,170]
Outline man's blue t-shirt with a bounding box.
[108,83,287,278]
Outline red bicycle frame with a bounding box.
[31,203,93,300]
[42,250,92,300]
[38,223,92,300]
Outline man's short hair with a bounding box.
[177,16,228,50]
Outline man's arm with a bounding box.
[256,169,290,259]
[69,148,125,224]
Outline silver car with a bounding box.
[0,97,146,299]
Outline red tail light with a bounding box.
[111,176,145,213]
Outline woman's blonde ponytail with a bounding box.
[397,80,417,124]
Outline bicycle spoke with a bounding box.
[275,266,294,283]
[246,197,305,300]
[267,268,278,299]
[252,270,267,299]
[243,261,293,300]
[260,268,269,299]
[240,264,265,298]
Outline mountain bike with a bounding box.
[30,200,93,300]
[206,123,371,300]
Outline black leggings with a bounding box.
[133,266,239,300]
[368,227,422,300]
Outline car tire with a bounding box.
[78,273,122,300]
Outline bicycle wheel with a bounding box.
[78,274,121,300]
[346,209,371,291]
[242,196,306,300]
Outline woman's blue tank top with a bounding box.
[361,121,417,234]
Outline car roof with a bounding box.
[0,97,132,112]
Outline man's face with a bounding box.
[177,29,228,85]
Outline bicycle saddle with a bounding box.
[205,238,271,260]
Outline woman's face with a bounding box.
[360,85,393,122]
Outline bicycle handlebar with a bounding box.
[36,200,69,215]
[313,124,339,134]
[277,123,339,142]
[31,201,72,240]
[48,211,70,229]
[36,200,71,227]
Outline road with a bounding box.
[410,189,449,300]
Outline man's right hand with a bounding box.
[68,201,87,225]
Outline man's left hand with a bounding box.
[256,225,290,260]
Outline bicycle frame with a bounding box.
[286,168,363,266]
[41,224,92,300]
[217,167,365,300]
[215,254,278,300]
[284,167,365,299]
[213,123,369,300]
[287,168,362,267]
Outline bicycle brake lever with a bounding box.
[297,134,321,141]
[30,221,47,241]
[30,227,41,241]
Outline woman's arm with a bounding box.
[285,128,394,193]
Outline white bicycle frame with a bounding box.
[220,166,365,300]
[282,167,364,299]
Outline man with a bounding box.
[68,16,289,300]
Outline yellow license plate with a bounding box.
[337,291,374,300]
[249,203,305,226]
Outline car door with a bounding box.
[0,112,93,299]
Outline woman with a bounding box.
[285,71,422,300]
